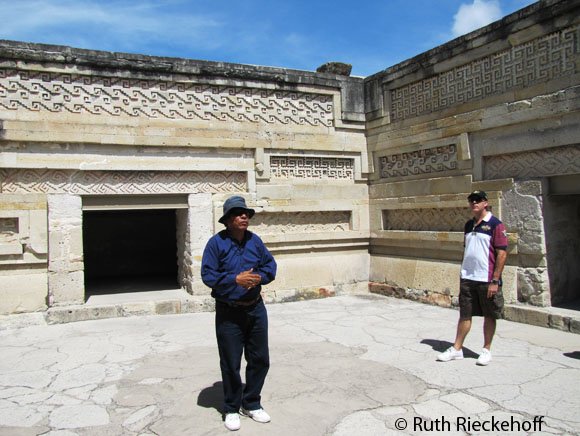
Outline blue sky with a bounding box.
[0,0,537,77]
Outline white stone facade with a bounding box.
[366,0,580,315]
[1,0,579,324]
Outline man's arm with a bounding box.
[253,239,277,286]
[488,248,507,298]
[201,239,237,293]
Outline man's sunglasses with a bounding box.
[229,208,250,217]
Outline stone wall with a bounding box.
[0,41,368,314]
[0,194,48,313]
[1,0,578,318]
[366,0,580,309]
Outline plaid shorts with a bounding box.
[459,279,504,319]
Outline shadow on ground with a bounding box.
[420,339,479,359]
[564,351,580,360]
[197,381,223,413]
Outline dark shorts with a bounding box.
[459,279,504,320]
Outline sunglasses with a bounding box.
[229,208,250,217]
[468,198,486,204]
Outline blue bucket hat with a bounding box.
[218,196,255,224]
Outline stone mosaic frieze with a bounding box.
[0,169,246,194]
[390,25,579,121]
[270,156,354,180]
[383,208,467,231]
[379,144,457,179]
[0,69,334,126]
[251,211,351,234]
[484,144,580,180]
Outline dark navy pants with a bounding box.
[215,299,270,414]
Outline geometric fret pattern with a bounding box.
[484,145,580,180]
[390,25,579,121]
[0,69,334,127]
[270,156,354,179]
[0,169,247,194]
[383,208,468,231]
[379,144,457,179]
[251,211,351,234]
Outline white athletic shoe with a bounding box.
[224,413,241,431]
[437,346,464,362]
[240,407,271,423]
[477,348,492,366]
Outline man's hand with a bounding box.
[487,282,499,299]
[236,268,262,290]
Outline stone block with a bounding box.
[46,305,122,324]
[0,271,48,315]
[154,300,181,315]
[121,302,156,317]
[274,252,369,291]
[570,319,580,334]
[548,314,571,332]
[503,305,550,328]
[182,296,215,313]
[48,271,85,306]
[414,261,459,296]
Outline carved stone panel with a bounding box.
[0,195,48,264]
[383,208,467,231]
[0,218,18,237]
[484,145,580,180]
[0,69,334,126]
[270,156,354,180]
[390,25,579,121]
[379,144,457,179]
[0,169,247,194]
[251,211,351,234]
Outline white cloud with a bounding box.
[0,0,223,52]
[452,0,503,37]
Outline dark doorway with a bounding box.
[83,209,179,298]
[543,193,580,309]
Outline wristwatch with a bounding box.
[491,279,499,284]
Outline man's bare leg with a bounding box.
[453,318,471,350]
[483,317,496,350]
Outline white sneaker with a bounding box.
[240,407,271,423]
[437,346,464,362]
[477,348,492,366]
[224,413,240,431]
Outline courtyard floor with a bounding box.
[1,294,579,435]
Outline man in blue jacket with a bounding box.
[201,196,277,431]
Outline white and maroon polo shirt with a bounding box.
[460,212,508,283]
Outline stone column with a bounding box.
[502,181,551,307]
[179,193,213,295]
[47,194,84,306]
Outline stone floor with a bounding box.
[0,294,579,435]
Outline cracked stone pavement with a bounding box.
[1,294,579,435]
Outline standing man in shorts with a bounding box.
[437,190,508,366]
